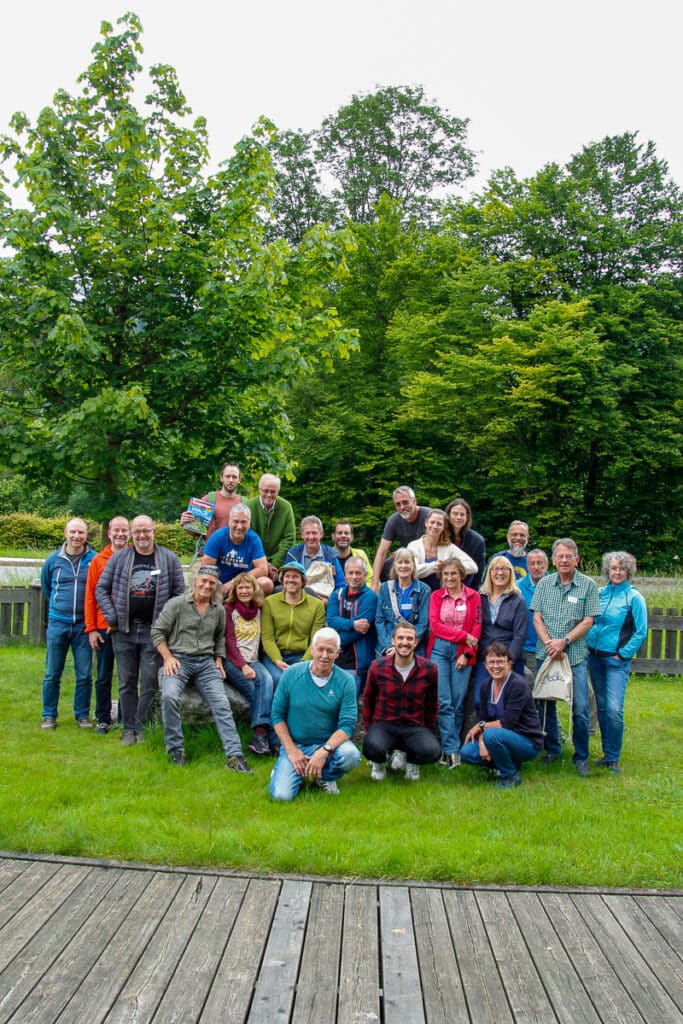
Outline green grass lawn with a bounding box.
[1,645,680,889]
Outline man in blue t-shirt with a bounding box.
[202,503,274,596]
[490,520,530,582]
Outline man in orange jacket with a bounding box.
[85,516,130,733]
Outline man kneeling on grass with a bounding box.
[362,620,440,782]
[269,628,361,800]
[151,567,252,774]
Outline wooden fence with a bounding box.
[0,587,681,675]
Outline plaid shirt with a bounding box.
[363,655,438,732]
[531,570,600,665]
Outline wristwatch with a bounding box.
[563,636,571,646]
[478,721,487,732]
[322,743,333,753]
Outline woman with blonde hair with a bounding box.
[223,573,277,756]
[375,548,431,657]
[472,556,528,702]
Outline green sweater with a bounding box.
[261,590,326,661]
[245,496,296,568]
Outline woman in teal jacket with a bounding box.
[587,551,648,773]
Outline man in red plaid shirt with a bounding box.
[362,621,440,782]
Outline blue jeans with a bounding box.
[588,653,630,762]
[430,637,472,755]
[93,630,115,725]
[269,740,361,801]
[112,624,161,733]
[42,620,92,721]
[262,652,303,689]
[539,658,590,761]
[224,659,277,744]
[161,655,242,757]
[461,728,539,779]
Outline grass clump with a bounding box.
[1,645,680,889]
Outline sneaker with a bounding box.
[121,730,136,747]
[404,763,420,782]
[497,772,522,789]
[594,756,612,767]
[438,753,449,767]
[541,753,559,765]
[77,718,93,729]
[605,761,620,774]
[95,722,109,735]
[225,755,254,775]
[135,732,145,744]
[315,778,340,795]
[575,759,590,777]
[41,717,56,730]
[248,730,271,756]
[370,762,387,782]
[389,749,407,772]
[446,753,461,769]
[169,749,187,766]
[269,742,281,757]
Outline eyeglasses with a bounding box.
[132,529,154,535]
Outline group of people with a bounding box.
[39,467,649,797]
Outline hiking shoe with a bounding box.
[370,761,387,782]
[575,760,590,777]
[404,762,420,781]
[446,753,461,769]
[389,749,407,772]
[604,760,620,774]
[269,742,281,757]
[77,718,93,729]
[594,756,613,767]
[41,717,56,730]
[248,730,271,756]
[497,772,522,790]
[225,755,254,775]
[135,732,145,744]
[315,778,340,795]
[95,722,110,735]
[541,753,559,765]
[121,730,136,746]
[169,749,187,766]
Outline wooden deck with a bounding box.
[0,854,681,1024]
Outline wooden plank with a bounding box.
[4,868,150,1024]
[338,883,381,1024]
[53,871,185,1024]
[476,891,559,1024]
[0,866,117,1024]
[0,859,32,898]
[246,879,311,1024]
[0,860,63,933]
[650,607,664,660]
[150,876,249,1024]
[631,658,683,675]
[379,886,425,1024]
[27,588,45,643]
[508,893,603,1024]
[103,873,219,1024]
[647,612,683,630]
[604,895,683,1008]
[0,604,12,638]
[411,888,469,1024]
[10,603,25,637]
[665,609,679,661]
[634,895,683,958]
[442,889,514,1024]
[200,878,280,1024]
[573,893,683,1022]
[292,882,344,1024]
[0,864,93,975]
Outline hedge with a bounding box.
[0,514,196,559]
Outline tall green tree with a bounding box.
[264,129,339,245]
[0,14,355,520]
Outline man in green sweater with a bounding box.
[261,561,326,686]
[269,627,361,800]
[245,473,296,580]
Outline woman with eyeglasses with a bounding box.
[472,556,528,704]
[427,556,482,767]
[461,642,543,788]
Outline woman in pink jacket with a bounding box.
[427,557,482,768]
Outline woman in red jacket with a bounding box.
[428,557,482,768]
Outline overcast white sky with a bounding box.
[2,0,681,194]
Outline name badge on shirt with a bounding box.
[150,569,161,576]
[567,595,578,604]
[456,603,466,613]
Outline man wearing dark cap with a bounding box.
[151,567,252,773]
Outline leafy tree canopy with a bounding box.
[0,14,356,521]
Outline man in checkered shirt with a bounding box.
[532,537,600,776]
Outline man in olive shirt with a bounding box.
[151,566,252,773]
